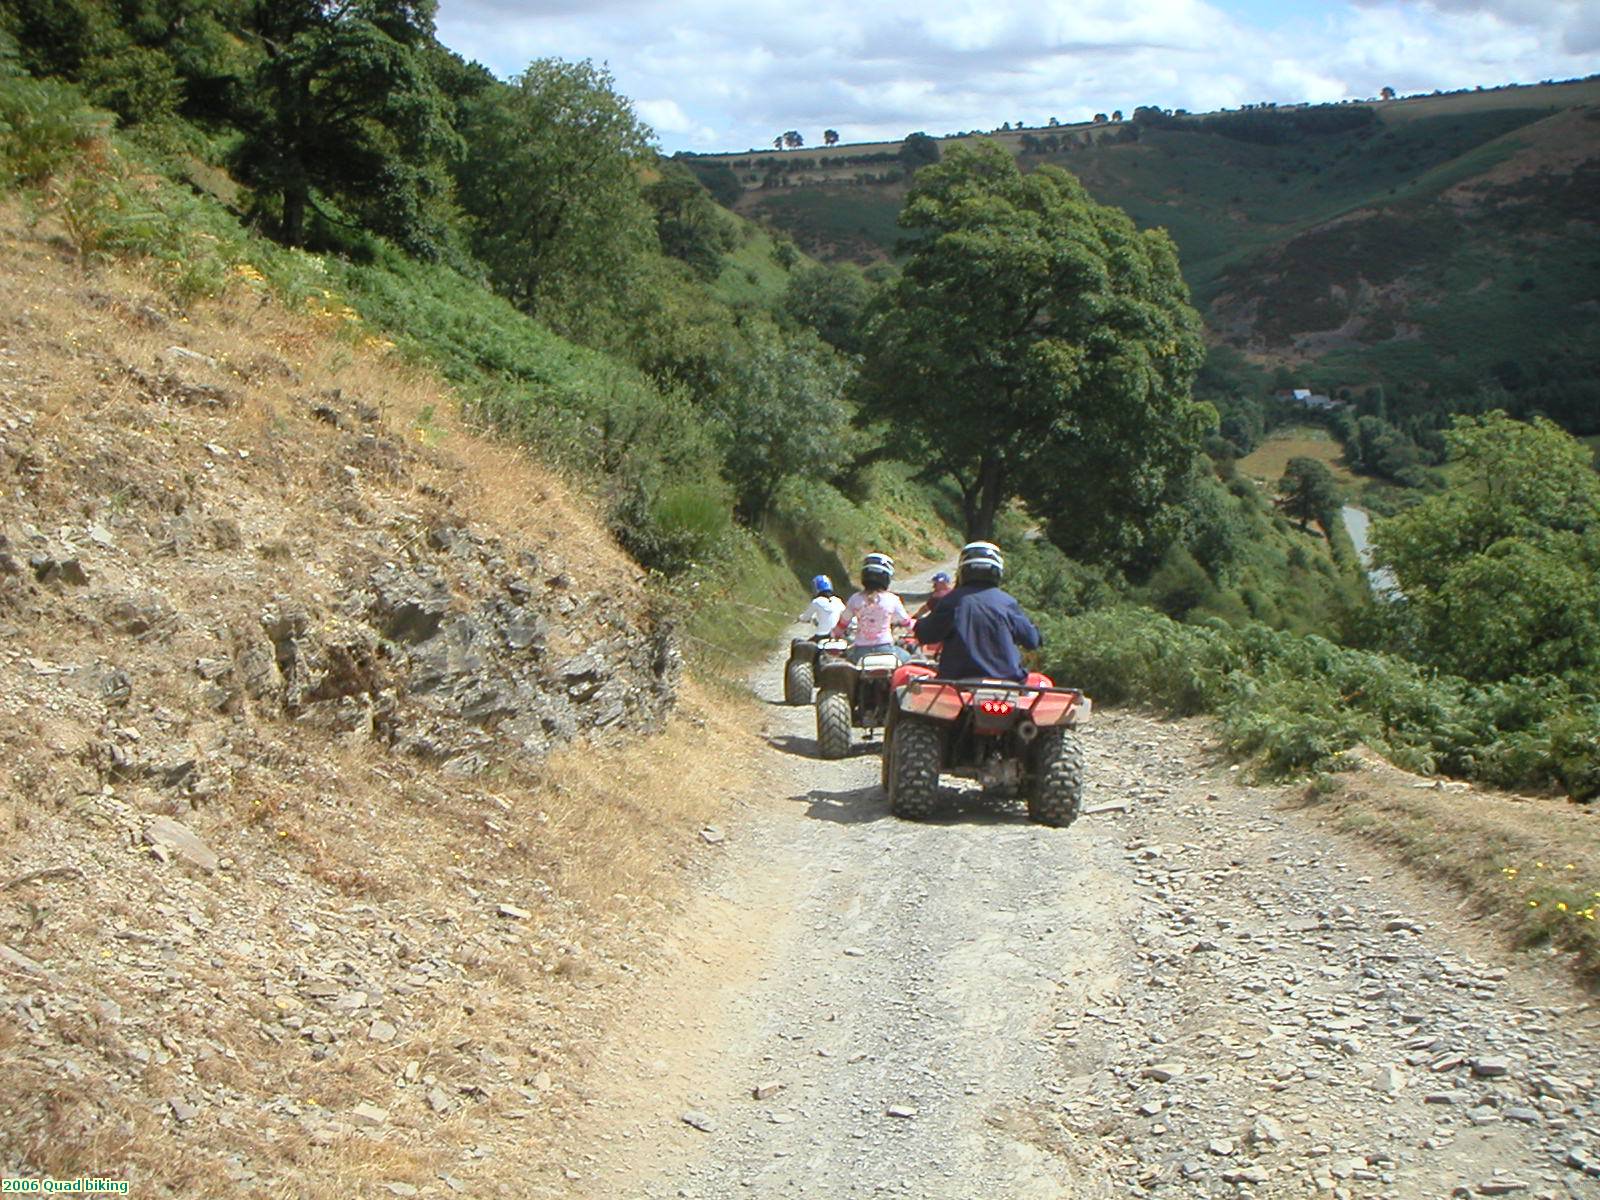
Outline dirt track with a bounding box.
[567,575,1600,1199]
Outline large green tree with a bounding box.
[1278,456,1342,531]
[859,141,1207,553]
[454,57,654,320]
[233,0,457,253]
[1371,412,1600,681]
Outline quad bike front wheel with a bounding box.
[1028,727,1084,828]
[783,656,814,705]
[889,719,940,820]
[816,689,852,760]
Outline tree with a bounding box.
[1278,456,1342,530]
[858,141,1207,552]
[782,262,871,354]
[709,326,853,524]
[1093,112,1107,124]
[773,135,782,150]
[644,163,735,280]
[1111,109,1123,121]
[1380,85,1396,101]
[782,129,803,149]
[233,0,458,253]
[824,128,839,146]
[898,131,939,170]
[1371,413,1600,681]
[454,58,654,317]
[1047,116,1060,126]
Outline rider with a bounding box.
[912,541,1040,682]
[911,571,953,621]
[798,574,845,641]
[832,552,912,664]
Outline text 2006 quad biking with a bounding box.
[881,668,1092,826]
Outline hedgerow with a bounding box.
[1036,604,1600,799]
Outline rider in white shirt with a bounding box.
[799,574,845,640]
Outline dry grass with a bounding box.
[1302,751,1600,984]
[0,206,772,1197]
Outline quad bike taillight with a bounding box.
[979,698,1014,716]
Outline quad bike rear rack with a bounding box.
[902,677,1081,696]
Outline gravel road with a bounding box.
[573,574,1600,1199]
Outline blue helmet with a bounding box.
[931,571,952,586]
[811,574,833,594]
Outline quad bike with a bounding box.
[813,637,920,760]
[882,666,1092,826]
[783,637,824,705]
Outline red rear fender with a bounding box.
[897,680,964,721]
[1028,689,1082,727]
[892,663,937,690]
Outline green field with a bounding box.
[1237,427,1356,487]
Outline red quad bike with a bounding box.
[882,665,1092,826]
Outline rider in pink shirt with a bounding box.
[833,552,911,663]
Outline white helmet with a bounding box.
[958,540,1004,586]
[861,551,894,590]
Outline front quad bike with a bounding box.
[784,637,823,705]
[884,670,1092,826]
[813,640,905,760]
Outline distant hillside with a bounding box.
[698,79,1600,426]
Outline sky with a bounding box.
[434,0,1600,153]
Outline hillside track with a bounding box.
[568,575,1600,1199]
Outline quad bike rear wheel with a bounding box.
[816,689,852,760]
[783,656,814,705]
[1027,727,1084,828]
[889,719,940,820]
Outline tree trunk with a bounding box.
[966,456,1005,541]
[960,479,980,541]
[282,181,307,246]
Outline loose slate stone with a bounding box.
[144,816,219,873]
[1141,1063,1184,1082]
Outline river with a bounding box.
[1340,504,1400,596]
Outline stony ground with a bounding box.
[560,581,1600,1200]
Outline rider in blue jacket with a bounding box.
[912,542,1040,682]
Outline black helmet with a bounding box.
[861,551,894,592]
[957,540,1004,586]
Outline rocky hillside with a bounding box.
[0,208,751,1197]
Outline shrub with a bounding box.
[1039,601,1600,798]
[0,72,107,187]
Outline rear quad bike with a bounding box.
[813,638,918,760]
[783,637,824,705]
[882,669,1092,826]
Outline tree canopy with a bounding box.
[454,57,654,320]
[234,0,458,253]
[858,141,1207,557]
[1372,412,1600,681]
[1278,456,1342,530]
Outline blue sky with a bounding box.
[434,1,1600,153]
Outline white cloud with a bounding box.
[434,0,1600,152]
